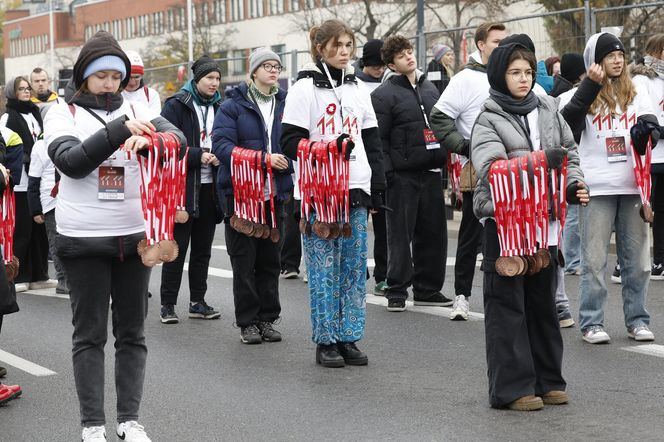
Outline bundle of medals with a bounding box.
[229,147,280,243]
[631,139,653,223]
[0,183,18,281]
[136,132,187,267]
[488,150,567,277]
[297,138,352,239]
[447,152,463,203]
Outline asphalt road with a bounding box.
[1,217,663,441]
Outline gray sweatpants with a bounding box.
[62,253,151,427]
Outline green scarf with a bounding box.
[247,80,278,103]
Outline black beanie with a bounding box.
[594,33,624,63]
[361,40,384,67]
[487,42,534,95]
[499,34,536,55]
[73,31,131,90]
[560,53,585,83]
[192,55,221,83]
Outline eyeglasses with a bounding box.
[18,86,32,92]
[605,52,624,62]
[262,63,283,73]
[506,70,534,81]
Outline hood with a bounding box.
[550,75,574,98]
[487,43,534,95]
[463,58,487,73]
[630,63,658,79]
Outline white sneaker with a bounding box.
[450,295,470,321]
[28,279,58,290]
[14,283,29,293]
[582,326,611,344]
[117,421,151,442]
[628,325,655,342]
[82,425,106,441]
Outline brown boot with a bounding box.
[541,390,569,405]
[507,395,544,411]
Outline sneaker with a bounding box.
[82,425,107,442]
[116,421,151,442]
[373,280,388,296]
[258,321,282,342]
[387,298,406,312]
[281,269,299,279]
[240,324,263,344]
[540,390,569,405]
[303,272,308,283]
[28,279,58,290]
[651,263,664,281]
[160,304,179,324]
[14,283,28,293]
[610,264,622,284]
[582,325,611,344]
[188,302,221,319]
[1,383,21,399]
[558,308,575,328]
[0,366,6,378]
[450,295,470,321]
[564,268,581,276]
[413,292,454,307]
[507,395,544,411]
[628,325,655,341]
[0,384,14,405]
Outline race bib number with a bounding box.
[424,128,440,150]
[605,136,627,163]
[98,166,125,200]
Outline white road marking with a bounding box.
[184,263,233,279]
[0,349,58,376]
[21,288,69,299]
[212,245,227,250]
[365,294,485,320]
[621,344,664,358]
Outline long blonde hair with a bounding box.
[589,57,637,115]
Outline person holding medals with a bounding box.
[212,47,292,344]
[44,30,185,441]
[558,32,660,344]
[280,19,386,367]
[471,41,589,410]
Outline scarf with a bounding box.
[182,80,222,106]
[316,60,344,84]
[5,98,43,163]
[247,80,278,103]
[644,55,664,79]
[489,88,539,116]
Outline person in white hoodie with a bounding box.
[44,31,185,442]
[121,50,161,114]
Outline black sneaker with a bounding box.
[258,321,282,342]
[160,304,179,324]
[189,302,221,319]
[240,324,263,344]
[651,263,664,281]
[413,292,454,307]
[387,298,406,312]
[611,264,622,284]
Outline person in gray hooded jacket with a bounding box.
[471,42,589,411]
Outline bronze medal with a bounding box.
[5,256,19,282]
[526,255,538,275]
[341,222,352,238]
[141,244,161,267]
[495,256,520,277]
[536,248,551,269]
[328,223,341,239]
[261,224,271,240]
[517,256,528,276]
[299,218,307,234]
[640,203,654,223]
[175,210,189,224]
[137,239,149,257]
[312,220,324,238]
[318,222,331,239]
[270,228,280,243]
[158,240,179,263]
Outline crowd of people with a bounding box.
[0,18,662,441]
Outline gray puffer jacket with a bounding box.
[471,95,584,220]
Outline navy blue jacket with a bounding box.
[161,89,223,221]
[212,82,293,212]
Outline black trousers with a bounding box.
[160,184,217,306]
[371,209,388,283]
[454,191,483,297]
[482,220,566,408]
[14,192,50,284]
[652,171,664,264]
[385,171,447,300]
[226,201,282,327]
[279,195,302,272]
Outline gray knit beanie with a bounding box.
[249,47,281,77]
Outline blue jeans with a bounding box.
[578,195,650,331]
[562,204,581,272]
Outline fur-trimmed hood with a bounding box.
[630,63,658,79]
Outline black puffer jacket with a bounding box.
[371,72,446,174]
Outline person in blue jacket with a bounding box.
[158,55,224,324]
[212,47,293,345]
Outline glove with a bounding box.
[566,181,581,204]
[458,139,470,157]
[544,147,567,170]
[336,133,355,160]
[630,119,660,155]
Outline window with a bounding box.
[179,7,186,29]
[269,0,284,14]
[305,0,315,9]
[201,2,209,25]
[214,0,226,23]
[249,0,263,18]
[231,0,244,21]
[125,17,134,39]
[271,44,285,57]
[152,12,164,34]
[289,0,300,12]
[231,49,246,75]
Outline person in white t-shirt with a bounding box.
[280,19,386,368]
[571,32,660,345]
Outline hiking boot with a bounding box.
[558,308,575,328]
[82,426,106,442]
[315,344,345,368]
[507,395,544,411]
[240,324,262,344]
[160,304,179,324]
[450,295,470,321]
[651,263,664,281]
[628,325,655,341]
[610,264,621,284]
[387,298,406,312]
[413,292,454,307]
[116,421,151,442]
[258,321,282,342]
[541,390,569,405]
[373,280,388,296]
[337,342,368,365]
[189,301,221,319]
[582,325,611,344]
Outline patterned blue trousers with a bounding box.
[303,207,368,344]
